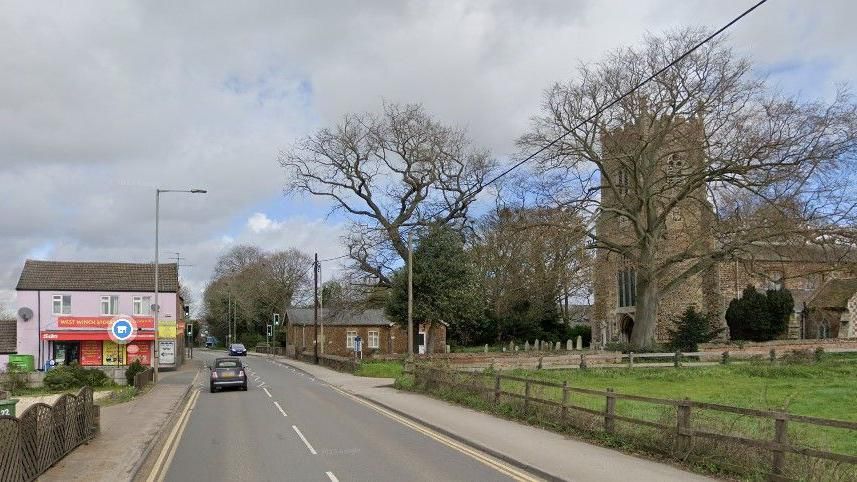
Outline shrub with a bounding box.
[726,285,793,341]
[667,307,723,352]
[45,364,111,391]
[125,359,146,387]
[2,364,29,394]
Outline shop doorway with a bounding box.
[54,342,81,365]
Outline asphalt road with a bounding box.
[163,351,528,482]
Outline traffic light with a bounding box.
[183,305,190,316]
[266,324,273,337]
[273,313,280,326]
[187,323,193,336]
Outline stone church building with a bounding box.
[591,117,857,346]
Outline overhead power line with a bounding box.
[478,0,769,191]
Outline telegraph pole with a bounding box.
[407,231,414,358]
[313,253,319,364]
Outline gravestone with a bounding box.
[576,335,583,350]
[567,339,573,351]
[535,339,541,351]
[484,344,488,353]
[524,341,530,351]
[555,341,561,351]
[446,345,450,353]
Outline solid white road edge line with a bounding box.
[292,425,317,455]
[273,401,288,417]
[326,471,339,482]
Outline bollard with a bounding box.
[629,351,634,368]
[721,350,729,365]
[579,354,587,369]
[769,348,776,363]
[674,351,682,367]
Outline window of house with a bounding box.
[346,330,357,349]
[616,169,630,195]
[818,321,830,339]
[133,296,152,315]
[52,295,72,315]
[800,275,819,291]
[368,330,379,349]
[101,295,119,315]
[765,271,784,290]
[617,266,636,308]
[667,155,684,180]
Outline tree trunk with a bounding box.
[631,254,659,349]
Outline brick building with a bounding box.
[805,278,857,339]
[286,308,446,357]
[591,117,857,345]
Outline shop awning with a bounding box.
[41,330,156,341]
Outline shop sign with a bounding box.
[158,321,177,339]
[126,341,151,365]
[80,340,102,366]
[58,316,154,329]
[102,340,126,366]
[159,340,176,365]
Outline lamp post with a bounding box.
[154,188,206,383]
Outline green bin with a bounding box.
[8,354,35,372]
[0,399,18,417]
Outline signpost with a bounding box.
[272,313,280,358]
[187,322,193,359]
[354,335,363,361]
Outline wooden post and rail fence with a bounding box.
[405,364,857,480]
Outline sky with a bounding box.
[1,0,855,314]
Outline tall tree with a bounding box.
[280,102,495,286]
[386,226,485,349]
[203,246,311,343]
[471,206,590,342]
[519,29,857,348]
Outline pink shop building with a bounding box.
[0,260,185,372]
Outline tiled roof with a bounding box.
[15,260,179,292]
[0,319,15,354]
[286,308,392,326]
[808,278,857,309]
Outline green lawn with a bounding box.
[505,353,857,455]
[355,360,404,378]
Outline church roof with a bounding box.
[808,278,857,309]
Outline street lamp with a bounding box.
[154,188,206,383]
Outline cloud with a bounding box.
[1,0,855,311]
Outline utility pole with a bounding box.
[313,252,319,364]
[319,261,324,355]
[407,230,414,359]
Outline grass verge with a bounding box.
[355,360,404,378]
[396,355,857,481]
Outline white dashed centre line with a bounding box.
[292,425,317,455]
[325,471,339,482]
[262,387,272,398]
[273,401,288,417]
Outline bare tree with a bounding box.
[280,102,495,285]
[520,29,857,348]
[472,206,590,340]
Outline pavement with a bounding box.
[260,354,715,482]
[39,360,201,482]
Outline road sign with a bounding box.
[109,317,137,344]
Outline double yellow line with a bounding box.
[329,385,540,482]
[145,387,201,482]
